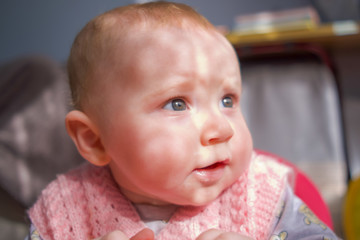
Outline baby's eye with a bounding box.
[221,96,234,108]
[163,99,187,111]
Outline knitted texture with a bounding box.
[28,152,290,240]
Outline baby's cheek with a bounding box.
[231,132,252,171]
[142,133,195,173]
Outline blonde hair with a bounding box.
[67,1,215,110]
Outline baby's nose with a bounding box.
[199,112,234,146]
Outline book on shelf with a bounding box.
[232,6,320,34]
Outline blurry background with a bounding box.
[1,0,360,239]
[1,0,359,63]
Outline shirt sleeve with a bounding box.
[25,223,43,240]
[269,185,341,240]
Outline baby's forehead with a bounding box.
[99,9,215,42]
[111,26,229,69]
[113,29,236,77]
[94,15,234,80]
[118,24,224,51]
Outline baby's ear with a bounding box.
[65,110,111,166]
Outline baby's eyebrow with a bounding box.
[215,76,242,93]
[146,77,195,98]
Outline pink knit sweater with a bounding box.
[29,153,290,240]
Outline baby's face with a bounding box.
[93,27,253,206]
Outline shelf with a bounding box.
[226,21,360,50]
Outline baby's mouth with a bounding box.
[193,159,229,185]
[197,161,228,170]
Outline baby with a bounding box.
[28,2,339,240]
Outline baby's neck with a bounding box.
[133,202,178,222]
[132,203,179,235]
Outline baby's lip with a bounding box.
[193,159,230,185]
[195,159,230,171]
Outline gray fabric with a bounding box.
[240,56,344,164]
[344,97,360,179]
[0,56,83,207]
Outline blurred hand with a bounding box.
[196,229,254,240]
[93,228,154,240]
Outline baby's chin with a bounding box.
[177,185,232,207]
[122,175,238,207]
[183,177,241,206]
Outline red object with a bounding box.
[255,149,334,230]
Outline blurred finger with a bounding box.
[130,228,155,240]
[196,229,224,240]
[93,230,128,240]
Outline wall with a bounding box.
[1,0,318,63]
[1,0,359,63]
